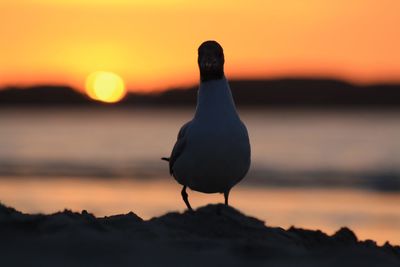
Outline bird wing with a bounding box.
[169,121,191,175]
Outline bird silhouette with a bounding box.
[162,40,251,210]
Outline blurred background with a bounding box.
[1,0,399,244]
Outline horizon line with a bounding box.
[2,75,400,95]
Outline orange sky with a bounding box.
[1,0,400,92]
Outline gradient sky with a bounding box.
[1,0,400,92]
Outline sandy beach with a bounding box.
[1,202,399,267]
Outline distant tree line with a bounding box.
[1,79,399,108]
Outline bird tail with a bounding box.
[161,157,170,162]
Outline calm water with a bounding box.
[0,107,400,244]
[1,107,400,178]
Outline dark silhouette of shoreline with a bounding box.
[1,203,399,266]
[1,78,400,108]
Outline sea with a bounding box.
[0,107,399,244]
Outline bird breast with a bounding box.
[173,118,251,193]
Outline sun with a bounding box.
[85,71,127,103]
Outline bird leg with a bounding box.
[224,190,230,206]
[181,186,193,211]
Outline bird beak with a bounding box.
[200,58,218,71]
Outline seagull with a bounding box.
[162,40,251,210]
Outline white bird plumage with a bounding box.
[173,78,250,192]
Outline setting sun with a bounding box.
[85,71,126,103]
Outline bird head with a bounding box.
[198,40,225,82]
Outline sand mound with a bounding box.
[0,203,399,266]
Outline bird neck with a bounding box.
[200,70,225,82]
[194,77,238,120]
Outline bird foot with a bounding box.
[181,186,193,211]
